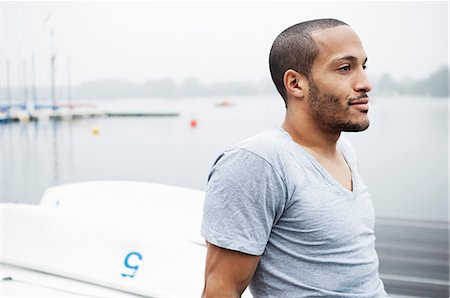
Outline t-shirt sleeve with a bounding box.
[201,148,287,256]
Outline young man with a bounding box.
[201,19,388,297]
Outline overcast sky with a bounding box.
[1,1,448,88]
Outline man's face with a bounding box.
[307,25,372,132]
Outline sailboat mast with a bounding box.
[23,59,28,107]
[6,58,11,108]
[50,30,56,108]
[31,54,37,107]
[67,56,72,108]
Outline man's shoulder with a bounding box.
[230,126,288,157]
[209,127,289,177]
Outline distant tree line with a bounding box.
[65,65,450,100]
[373,66,448,97]
[1,66,448,104]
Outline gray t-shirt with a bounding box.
[201,126,387,297]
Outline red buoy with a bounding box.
[190,119,198,128]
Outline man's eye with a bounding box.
[339,65,351,72]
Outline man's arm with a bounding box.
[202,241,260,298]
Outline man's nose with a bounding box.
[354,69,372,93]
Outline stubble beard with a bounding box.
[307,79,370,132]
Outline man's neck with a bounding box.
[282,108,341,158]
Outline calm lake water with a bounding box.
[1,95,448,222]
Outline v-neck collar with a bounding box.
[276,126,356,196]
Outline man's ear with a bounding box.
[283,69,307,99]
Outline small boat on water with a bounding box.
[0,181,252,297]
[214,99,234,107]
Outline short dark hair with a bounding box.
[269,18,348,106]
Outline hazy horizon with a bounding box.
[1,65,447,89]
[1,1,448,89]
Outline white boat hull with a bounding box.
[1,181,252,297]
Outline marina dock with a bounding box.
[106,112,179,117]
[0,108,179,123]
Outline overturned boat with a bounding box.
[1,181,251,297]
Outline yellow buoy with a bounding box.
[91,125,100,135]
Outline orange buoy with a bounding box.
[190,119,198,128]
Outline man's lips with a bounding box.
[349,97,369,111]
